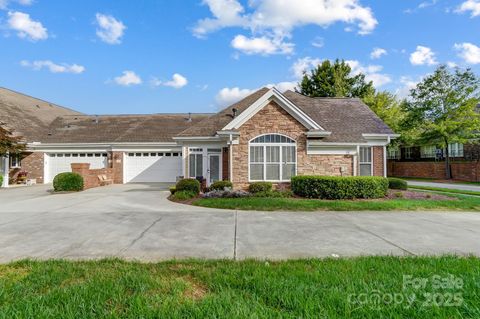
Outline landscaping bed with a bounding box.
[0,257,478,318]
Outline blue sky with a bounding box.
[1,0,480,114]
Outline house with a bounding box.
[1,87,397,189]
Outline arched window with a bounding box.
[249,134,296,181]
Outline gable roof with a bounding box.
[0,87,82,142]
[283,91,394,143]
[42,114,211,144]
[177,88,270,138]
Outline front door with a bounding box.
[207,154,221,185]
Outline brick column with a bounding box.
[111,151,124,184]
[71,163,91,176]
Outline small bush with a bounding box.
[209,180,233,191]
[0,175,3,187]
[394,192,404,198]
[176,178,200,194]
[203,189,251,198]
[53,172,84,192]
[388,178,408,190]
[291,176,388,200]
[249,182,273,193]
[173,190,197,200]
[169,186,176,195]
[253,190,293,198]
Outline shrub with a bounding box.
[394,192,404,198]
[291,176,388,200]
[253,190,293,198]
[249,182,272,193]
[209,180,233,191]
[53,172,84,192]
[176,178,200,194]
[169,186,176,195]
[203,190,251,198]
[0,175,3,187]
[173,190,197,200]
[388,178,408,190]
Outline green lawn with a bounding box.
[193,194,480,211]
[0,257,479,318]
[408,185,480,197]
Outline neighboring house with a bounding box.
[0,87,397,189]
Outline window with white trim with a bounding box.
[421,145,436,158]
[9,154,21,168]
[359,147,372,176]
[448,143,464,157]
[249,134,296,181]
[403,147,413,159]
[387,146,400,160]
[188,148,203,178]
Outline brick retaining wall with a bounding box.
[71,163,115,190]
[388,160,480,182]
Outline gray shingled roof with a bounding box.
[43,114,211,143]
[0,87,82,142]
[177,88,270,137]
[283,91,394,143]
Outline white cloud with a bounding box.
[114,71,142,86]
[395,76,421,99]
[346,60,392,87]
[456,0,480,17]
[231,34,294,55]
[0,0,33,10]
[215,87,255,106]
[409,46,438,66]
[370,47,387,59]
[291,57,322,78]
[160,73,188,89]
[7,11,47,41]
[194,0,377,56]
[20,60,85,74]
[447,61,458,68]
[266,81,297,92]
[311,36,324,48]
[95,13,126,44]
[454,42,480,64]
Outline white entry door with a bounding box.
[124,151,182,183]
[207,154,221,185]
[46,153,108,183]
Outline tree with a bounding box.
[402,65,480,179]
[298,59,374,98]
[0,123,25,157]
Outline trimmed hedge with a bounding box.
[176,178,200,194]
[249,182,272,193]
[388,178,408,190]
[291,176,389,200]
[209,180,233,191]
[53,172,84,192]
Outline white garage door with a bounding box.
[46,153,108,183]
[125,151,182,183]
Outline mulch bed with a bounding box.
[386,189,455,201]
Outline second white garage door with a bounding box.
[124,152,182,183]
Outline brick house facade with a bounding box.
[2,87,395,188]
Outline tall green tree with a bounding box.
[0,123,25,157]
[402,65,480,178]
[298,59,374,98]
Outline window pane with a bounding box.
[360,147,371,162]
[250,164,263,180]
[360,164,372,176]
[282,146,295,163]
[195,154,203,177]
[250,146,264,162]
[189,154,196,178]
[266,164,280,180]
[266,146,280,162]
[282,164,296,180]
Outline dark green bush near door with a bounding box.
[388,177,408,190]
[291,176,389,199]
[53,172,84,192]
[175,178,200,194]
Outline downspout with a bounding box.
[384,136,390,178]
[2,152,9,188]
[229,134,233,181]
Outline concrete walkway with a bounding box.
[407,180,480,192]
[0,184,479,262]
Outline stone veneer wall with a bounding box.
[231,101,354,189]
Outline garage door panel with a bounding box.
[125,153,182,183]
[47,153,107,183]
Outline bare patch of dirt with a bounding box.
[0,265,31,281]
[181,275,208,301]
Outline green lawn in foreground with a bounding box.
[0,257,479,318]
[408,185,480,197]
[193,194,480,211]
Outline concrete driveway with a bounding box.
[0,184,479,262]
